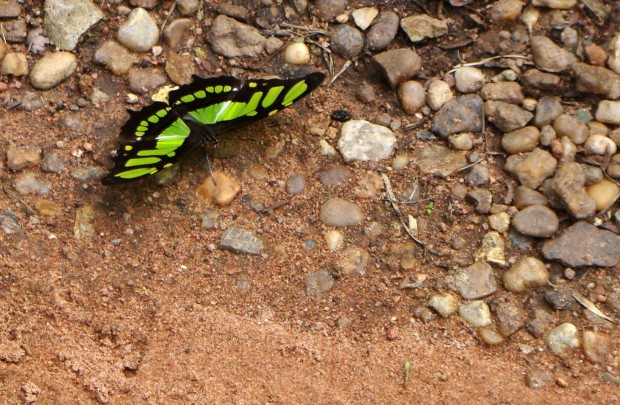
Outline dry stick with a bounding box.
[160,0,178,35]
[456,158,484,173]
[329,59,353,85]
[2,187,36,216]
[448,55,530,73]
[381,173,437,255]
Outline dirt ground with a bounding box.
[1,0,619,403]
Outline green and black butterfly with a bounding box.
[102,72,325,185]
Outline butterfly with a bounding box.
[101,72,326,185]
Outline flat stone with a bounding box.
[44,0,104,51]
[455,67,486,94]
[548,162,596,219]
[428,293,459,318]
[450,261,497,300]
[0,0,21,17]
[553,114,589,144]
[485,101,533,132]
[526,306,555,338]
[206,15,266,57]
[595,100,620,125]
[531,36,576,73]
[13,173,50,195]
[544,288,575,310]
[545,323,580,360]
[30,51,77,90]
[94,40,138,76]
[219,226,264,255]
[165,53,196,85]
[532,0,577,8]
[1,52,28,76]
[504,148,557,189]
[467,188,492,214]
[285,174,306,195]
[525,368,553,389]
[583,330,612,364]
[127,68,167,94]
[414,145,467,178]
[512,205,559,237]
[7,146,41,170]
[372,48,422,89]
[572,63,620,99]
[542,221,620,267]
[400,14,448,43]
[316,164,351,186]
[41,152,65,173]
[481,82,524,104]
[431,95,483,137]
[522,69,562,92]
[459,301,492,328]
[319,198,363,227]
[494,300,525,336]
[338,120,396,162]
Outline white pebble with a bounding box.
[584,134,617,156]
[325,230,344,251]
[284,42,310,65]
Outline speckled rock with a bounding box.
[504,148,557,189]
[1,52,28,76]
[315,0,347,22]
[319,198,363,227]
[330,24,364,58]
[428,293,458,318]
[544,288,575,310]
[305,269,334,298]
[531,36,576,73]
[514,186,548,209]
[542,221,620,267]
[128,68,167,94]
[13,173,50,195]
[400,14,448,43]
[414,145,467,177]
[219,226,264,255]
[366,11,399,51]
[41,152,65,174]
[397,81,426,115]
[503,256,549,293]
[494,300,525,336]
[372,48,421,89]
[450,261,497,300]
[502,126,540,153]
[337,246,370,276]
[7,146,41,170]
[165,53,196,85]
[572,63,620,99]
[548,162,596,219]
[522,69,562,91]
[117,8,159,52]
[485,101,533,132]
[163,18,193,48]
[431,95,483,137]
[30,51,77,90]
[526,306,555,338]
[545,323,580,360]
[459,301,492,328]
[44,0,104,51]
[480,82,524,104]
[533,96,563,128]
[94,41,138,76]
[489,212,511,232]
[207,15,265,57]
[338,120,396,162]
[512,205,559,238]
[467,188,492,214]
[583,330,612,364]
[427,80,453,111]
[455,67,486,94]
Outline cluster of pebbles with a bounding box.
[1,0,620,392]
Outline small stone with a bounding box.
[338,120,396,162]
[413,307,436,324]
[35,198,63,216]
[540,125,557,146]
[451,261,497,300]
[372,48,422,89]
[455,67,486,94]
[544,288,575,310]
[586,179,620,212]
[71,166,105,181]
[219,226,264,255]
[475,231,506,266]
[514,186,548,209]
[609,154,620,179]
[200,210,219,231]
[218,2,248,21]
[177,0,200,15]
[495,301,526,336]
[431,95,483,137]
[449,133,473,151]
[584,134,617,156]
[504,148,557,189]
[512,205,559,238]
[398,81,426,115]
[572,63,620,100]
[165,53,196,85]
[19,92,43,111]
[29,51,77,90]
[330,24,364,59]
[0,340,26,363]
[7,146,41,170]
[94,41,138,76]
[163,18,193,48]
[531,36,576,73]
[522,69,561,91]
[285,173,305,194]
[503,256,549,293]
[485,101,533,132]
[585,43,608,66]
[130,0,159,9]
[366,11,399,51]
[264,36,284,54]
[316,164,351,186]
[531,0,577,9]
[351,7,378,30]
[325,230,344,251]
[467,165,489,186]
[595,100,620,125]
[315,0,347,22]
[13,173,49,196]
[467,188,492,214]
[478,327,505,345]
[553,114,589,145]
[0,0,21,17]
[428,293,458,318]
[489,0,524,23]
[502,126,540,154]
[337,246,370,276]
[414,145,467,178]
[545,323,580,360]
[426,80,453,111]
[1,52,28,76]
[533,96,564,128]
[41,152,65,174]
[481,82,524,104]
[548,162,596,219]
[2,19,26,43]
[196,171,241,206]
[319,198,363,227]
[400,14,448,43]
[526,369,553,389]
[489,212,511,233]
[305,269,334,298]
[392,154,410,170]
[284,41,311,64]
[127,68,167,94]
[117,8,159,52]
[583,330,612,364]
[459,301,492,328]
[542,221,620,267]
[526,306,555,338]
[206,15,265,58]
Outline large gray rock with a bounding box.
[338,120,396,162]
[44,0,104,50]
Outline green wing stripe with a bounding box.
[282,81,309,106]
[262,86,284,108]
[126,157,162,167]
[116,167,159,179]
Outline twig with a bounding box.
[329,59,354,85]
[448,55,530,73]
[456,158,484,173]
[281,22,328,35]
[160,0,178,35]
[2,186,36,215]
[381,173,437,255]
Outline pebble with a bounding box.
[522,69,562,91]
[582,330,611,364]
[41,152,65,174]
[542,221,620,267]
[512,205,559,238]
[609,34,620,74]
[351,7,378,30]
[544,288,575,310]
[533,96,563,128]
[400,14,448,43]
[467,165,489,186]
[29,51,77,90]
[428,293,458,318]
[117,8,159,52]
[414,145,467,177]
[478,327,505,345]
[572,63,620,99]
[609,155,620,179]
[514,186,548,209]
[7,146,41,170]
[586,179,620,211]
[337,246,370,276]
[532,0,577,9]
[392,154,409,170]
[494,301,525,336]
[451,261,497,300]
[1,211,22,235]
[540,125,556,146]
[44,0,104,50]
[584,134,617,156]
[413,307,436,324]
[397,81,426,115]
[338,120,396,162]
[372,48,421,89]
[553,114,589,144]
[127,68,167,95]
[355,83,376,104]
[218,2,248,21]
[459,301,492,328]
[207,15,266,57]
[502,126,540,154]
[19,92,43,111]
[548,162,596,219]
[305,269,334,298]
[200,210,219,231]
[0,0,20,17]
[316,164,351,186]
[130,0,158,9]
[0,40,6,61]
[177,0,200,16]
[330,24,364,59]
[489,0,524,22]
[431,95,483,137]
[163,18,193,48]
[264,36,284,55]
[426,80,453,111]
[71,166,105,181]
[3,19,26,43]
[219,226,264,255]
[525,369,553,389]
[585,43,608,66]
[588,121,609,136]
[325,229,344,251]
[503,256,549,293]
[526,306,555,338]
[504,148,557,189]
[1,52,28,76]
[34,198,63,216]
[165,53,196,85]
[467,188,492,214]
[284,42,311,64]
[94,41,138,76]
[489,212,511,232]
[449,133,473,150]
[366,11,399,51]
[484,101,533,132]
[480,82,524,104]
[319,198,363,227]
[454,67,486,94]
[475,231,506,266]
[196,171,241,206]
[315,0,347,22]
[531,36,576,73]
[595,100,620,124]
[545,323,580,361]
[13,173,50,195]
[285,174,305,194]
[354,171,382,199]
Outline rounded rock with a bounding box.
[285,173,306,195]
[512,205,559,237]
[319,198,363,227]
[366,11,399,51]
[428,293,458,318]
[284,41,311,64]
[448,133,474,151]
[196,171,241,206]
[427,80,453,111]
[330,24,364,59]
[586,179,620,212]
[459,301,492,328]
[117,8,160,53]
[553,114,589,145]
[545,323,580,360]
[315,0,347,22]
[478,327,505,345]
[584,134,617,156]
[372,48,422,89]
[455,66,486,93]
[29,51,77,90]
[1,52,28,76]
[397,81,426,115]
[502,126,540,154]
[325,229,344,251]
[514,186,548,209]
[503,256,549,293]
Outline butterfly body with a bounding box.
[102,72,325,185]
